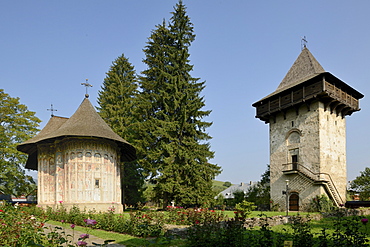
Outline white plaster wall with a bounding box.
[37,137,123,213]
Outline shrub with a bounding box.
[234,200,257,219]
[165,206,227,225]
[127,211,164,237]
[289,215,314,247]
[0,203,47,246]
[308,195,334,212]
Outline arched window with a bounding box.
[287,132,300,145]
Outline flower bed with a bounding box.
[2,202,370,247]
[0,203,47,246]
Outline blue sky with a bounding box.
[1,1,370,184]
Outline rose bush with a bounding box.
[0,203,47,246]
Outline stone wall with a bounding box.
[270,100,347,210]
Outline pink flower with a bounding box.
[61,220,65,223]
[79,233,89,239]
[70,224,75,229]
[84,219,97,225]
[77,241,87,246]
[59,201,63,203]
[361,218,368,224]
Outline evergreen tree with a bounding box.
[138,1,221,207]
[97,54,144,206]
[0,89,40,197]
[245,165,271,210]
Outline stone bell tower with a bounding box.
[252,47,363,210]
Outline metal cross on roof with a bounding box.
[301,36,308,50]
[47,104,57,117]
[81,79,93,98]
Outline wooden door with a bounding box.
[289,193,299,211]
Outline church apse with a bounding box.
[17,96,136,213]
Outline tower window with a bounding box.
[292,121,294,127]
[292,155,298,170]
[95,179,100,188]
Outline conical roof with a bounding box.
[17,97,136,170]
[255,47,326,102]
[277,47,325,91]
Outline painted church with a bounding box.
[253,47,363,211]
[17,95,136,213]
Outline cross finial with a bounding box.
[301,36,308,50]
[47,104,57,117]
[81,79,92,98]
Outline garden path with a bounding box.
[44,223,126,246]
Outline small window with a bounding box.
[291,121,294,127]
[292,155,298,170]
[95,179,100,188]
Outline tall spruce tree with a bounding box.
[97,54,144,206]
[138,1,221,207]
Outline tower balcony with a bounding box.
[282,163,322,181]
[282,162,300,174]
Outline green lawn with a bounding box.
[48,220,187,246]
[220,210,315,218]
[47,212,370,246]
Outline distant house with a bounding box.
[217,182,255,199]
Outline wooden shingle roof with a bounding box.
[17,97,136,170]
[252,48,364,123]
[258,47,326,102]
[277,47,325,90]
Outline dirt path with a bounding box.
[43,223,126,246]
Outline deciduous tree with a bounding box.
[350,167,370,200]
[0,89,40,197]
[245,165,271,210]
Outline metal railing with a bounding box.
[282,163,344,206]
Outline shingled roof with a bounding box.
[277,47,325,91]
[257,47,326,101]
[17,97,137,170]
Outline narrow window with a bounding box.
[292,155,298,170]
[291,121,294,127]
[95,179,100,188]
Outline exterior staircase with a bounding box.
[282,163,344,207]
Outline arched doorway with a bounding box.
[289,193,299,211]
